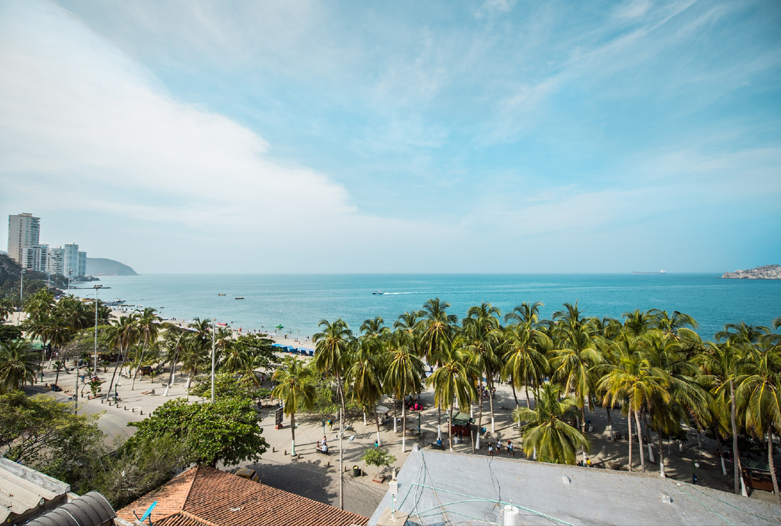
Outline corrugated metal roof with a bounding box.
[0,458,70,521]
[27,491,116,526]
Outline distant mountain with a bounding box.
[721,264,781,280]
[86,257,138,276]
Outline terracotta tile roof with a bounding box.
[117,466,368,526]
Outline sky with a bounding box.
[0,0,779,274]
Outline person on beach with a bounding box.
[507,440,514,456]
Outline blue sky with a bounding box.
[1,0,779,273]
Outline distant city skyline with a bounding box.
[6,212,87,277]
[1,0,779,274]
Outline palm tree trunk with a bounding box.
[131,337,148,391]
[730,379,742,495]
[393,396,397,433]
[437,406,442,441]
[658,428,665,478]
[54,362,61,387]
[525,385,531,410]
[628,409,633,472]
[580,398,587,433]
[510,374,519,408]
[606,406,613,441]
[476,378,484,450]
[643,412,654,463]
[488,377,496,433]
[635,409,645,473]
[402,400,407,453]
[291,412,296,456]
[448,404,454,451]
[336,371,346,511]
[767,426,780,505]
[374,407,382,447]
[105,344,124,400]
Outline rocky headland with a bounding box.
[721,264,781,280]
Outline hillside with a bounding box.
[86,257,138,276]
[721,264,781,280]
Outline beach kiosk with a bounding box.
[450,412,474,437]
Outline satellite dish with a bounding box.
[133,501,158,525]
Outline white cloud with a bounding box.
[0,0,449,271]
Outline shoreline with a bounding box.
[108,306,315,352]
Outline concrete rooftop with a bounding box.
[369,449,781,526]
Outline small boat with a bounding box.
[235,297,244,300]
[218,293,226,296]
[372,290,384,295]
[632,270,667,275]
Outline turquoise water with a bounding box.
[71,274,781,340]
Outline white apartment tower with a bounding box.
[64,243,80,278]
[77,251,87,277]
[23,244,49,272]
[48,246,64,275]
[8,213,40,265]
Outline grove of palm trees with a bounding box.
[2,288,780,504]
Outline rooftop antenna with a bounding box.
[133,501,158,525]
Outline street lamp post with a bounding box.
[20,269,25,307]
[211,319,216,403]
[92,285,103,373]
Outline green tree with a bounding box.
[512,382,590,465]
[346,336,385,446]
[313,318,353,509]
[698,340,747,494]
[105,314,140,400]
[0,339,40,393]
[128,397,267,467]
[383,330,424,453]
[131,308,162,390]
[272,356,315,455]
[361,448,396,476]
[420,299,458,440]
[0,392,103,474]
[550,303,602,432]
[427,347,476,451]
[736,342,781,503]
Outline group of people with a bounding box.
[487,440,514,456]
[479,386,496,400]
[317,436,329,454]
[577,458,593,467]
[405,395,424,411]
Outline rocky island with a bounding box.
[721,264,781,280]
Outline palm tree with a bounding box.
[0,340,40,393]
[427,347,476,451]
[599,332,670,473]
[383,330,424,453]
[313,318,353,510]
[551,303,602,432]
[420,298,458,439]
[272,356,315,456]
[131,308,161,390]
[698,340,747,494]
[461,302,502,438]
[346,336,385,446]
[105,314,140,400]
[501,313,551,409]
[736,342,781,503]
[0,299,14,321]
[512,382,590,464]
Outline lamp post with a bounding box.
[211,318,216,403]
[20,269,25,307]
[92,285,104,373]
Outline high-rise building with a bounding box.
[7,213,40,265]
[64,243,79,278]
[23,244,49,272]
[48,246,64,276]
[77,251,87,277]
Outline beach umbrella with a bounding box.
[375,405,389,414]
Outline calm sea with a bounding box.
[70,274,781,340]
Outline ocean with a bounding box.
[70,274,781,340]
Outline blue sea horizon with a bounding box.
[71,273,781,340]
